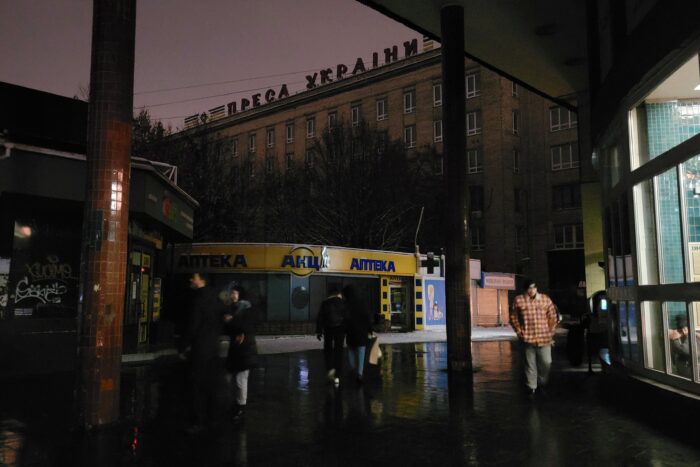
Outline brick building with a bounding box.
[172,45,584,311]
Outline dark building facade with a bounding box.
[0,82,197,376]
[174,44,584,313]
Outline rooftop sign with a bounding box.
[184,38,419,128]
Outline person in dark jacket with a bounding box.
[184,272,225,433]
[223,284,258,422]
[343,285,373,383]
[316,286,348,385]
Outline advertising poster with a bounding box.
[424,279,446,326]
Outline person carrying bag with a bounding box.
[368,333,382,365]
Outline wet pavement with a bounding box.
[2,340,700,466]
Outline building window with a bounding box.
[513,148,520,173]
[466,72,481,98]
[434,153,443,175]
[433,83,442,106]
[471,225,485,250]
[470,186,484,213]
[512,82,519,97]
[467,149,482,174]
[351,138,363,157]
[433,120,443,143]
[266,128,275,148]
[246,160,254,179]
[512,110,520,135]
[265,155,274,174]
[514,188,523,212]
[552,184,582,210]
[328,111,337,129]
[248,133,256,153]
[515,226,525,251]
[305,148,315,167]
[551,143,579,170]
[550,106,578,131]
[404,125,416,149]
[306,117,315,138]
[554,223,584,249]
[231,138,239,157]
[377,131,388,154]
[286,123,294,144]
[403,89,416,113]
[376,98,388,121]
[467,111,481,135]
[285,152,294,170]
[351,105,361,127]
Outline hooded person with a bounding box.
[223,283,258,422]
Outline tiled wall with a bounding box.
[646,100,700,283]
[646,100,700,158]
[655,168,683,283]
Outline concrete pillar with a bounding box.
[441,5,472,372]
[75,0,136,428]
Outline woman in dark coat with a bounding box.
[343,285,373,382]
[223,284,258,421]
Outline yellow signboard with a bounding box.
[173,243,416,277]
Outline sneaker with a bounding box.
[327,369,336,382]
[334,377,340,386]
[356,374,364,384]
[523,387,535,397]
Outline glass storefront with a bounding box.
[607,52,700,391]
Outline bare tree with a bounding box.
[283,121,435,251]
[137,113,444,250]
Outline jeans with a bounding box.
[523,343,552,390]
[347,346,366,376]
[234,369,249,405]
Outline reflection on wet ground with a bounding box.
[2,341,700,466]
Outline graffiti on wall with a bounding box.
[12,255,78,313]
[14,277,68,304]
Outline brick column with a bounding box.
[441,5,472,372]
[75,0,136,428]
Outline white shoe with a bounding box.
[334,377,340,386]
[327,369,336,382]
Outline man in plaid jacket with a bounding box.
[509,282,558,396]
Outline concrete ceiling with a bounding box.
[358,0,588,104]
[646,54,700,102]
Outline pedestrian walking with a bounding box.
[223,284,258,422]
[316,286,348,386]
[343,285,372,383]
[509,282,558,397]
[184,272,225,433]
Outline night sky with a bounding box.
[0,0,419,130]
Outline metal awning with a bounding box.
[358,0,588,106]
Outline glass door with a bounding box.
[390,286,407,330]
